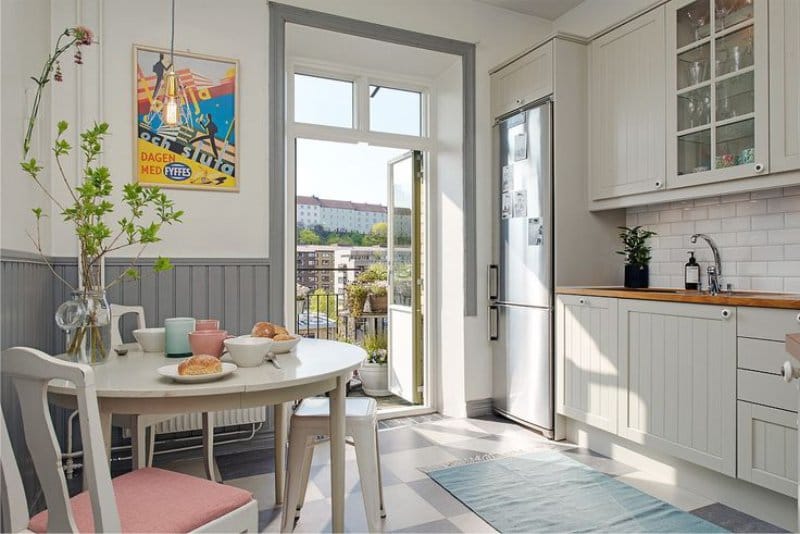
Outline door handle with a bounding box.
[488,305,499,341]
[488,265,499,301]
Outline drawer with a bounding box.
[737,338,788,375]
[738,369,797,412]
[738,307,800,341]
[737,401,797,497]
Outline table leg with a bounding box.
[130,416,147,470]
[201,412,217,481]
[274,402,287,505]
[330,375,346,533]
[100,411,113,462]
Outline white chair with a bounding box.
[109,304,217,479]
[0,346,258,533]
[281,397,385,532]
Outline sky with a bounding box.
[294,74,420,205]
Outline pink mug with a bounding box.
[188,330,233,358]
[195,319,221,331]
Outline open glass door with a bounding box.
[387,151,423,404]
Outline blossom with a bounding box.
[71,26,93,46]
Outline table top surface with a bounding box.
[49,338,365,398]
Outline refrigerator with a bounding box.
[488,99,554,437]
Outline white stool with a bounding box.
[281,397,385,532]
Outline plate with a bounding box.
[158,362,238,383]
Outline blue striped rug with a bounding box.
[426,449,727,533]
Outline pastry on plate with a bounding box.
[178,354,222,376]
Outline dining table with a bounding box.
[48,337,365,533]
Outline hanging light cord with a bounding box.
[170,0,175,67]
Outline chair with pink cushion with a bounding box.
[0,346,258,533]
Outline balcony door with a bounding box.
[387,151,423,404]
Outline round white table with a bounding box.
[49,338,365,533]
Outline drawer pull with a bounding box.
[579,297,587,305]
[796,312,800,323]
[782,361,800,383]
[721,308,731,319]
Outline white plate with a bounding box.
[158,362,238,383]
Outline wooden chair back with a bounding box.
[110,304,146,346]
[1,347,121,532]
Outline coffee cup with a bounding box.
[188,329,233,358]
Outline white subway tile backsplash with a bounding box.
[626,186,799,292]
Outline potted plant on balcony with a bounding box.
[617,226,657,289]
[346,263,389,316]
[359,333,390,396]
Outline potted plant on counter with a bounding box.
[617,226,656,289]
[359,333,390,396]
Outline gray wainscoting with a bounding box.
[1,251,274,513]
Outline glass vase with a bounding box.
[55,289,111,365]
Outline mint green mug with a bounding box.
[164,317,195,357]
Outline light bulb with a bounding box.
[162,69,180,126]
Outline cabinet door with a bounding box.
[667,0,769,189]
[737,401,797,497]
[589,6,666,200]
[769,0,800,173]
[556,295,619,434]
[491,42,553,119]
[618,299,737,476]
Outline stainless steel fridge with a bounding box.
[488,99,554,438]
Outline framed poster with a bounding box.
[134,45,239,191]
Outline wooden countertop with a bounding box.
[557,286,800,310]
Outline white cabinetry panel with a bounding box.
[738,401,798,497]
[589,6,666,200]
[556,295,619,433]
[491,42,553,119]
[769,0,800,173]
[618,299,737,475]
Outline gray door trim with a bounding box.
[268,2,478,321]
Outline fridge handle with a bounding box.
[488,264,499,301]
[488,305,499,341]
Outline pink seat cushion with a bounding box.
[28,467,253,533]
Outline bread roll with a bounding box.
[273,333,294,341]
[251,321,276,338]
[274,325,289,336]
[178,354,222,376]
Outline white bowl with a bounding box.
[224,336,272,367]
[268,335,301,354]
[133,327,165,352]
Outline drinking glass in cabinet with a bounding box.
[715,26,753,76]
[716,118,754,167]
[678,0,710,48]
[716,71,754,121]
[678,86,711,131]
[677,43,710,89]
[715,0,753,30]
[678,129,711,175]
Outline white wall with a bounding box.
[1,0,52,254]
[553,0,659,37]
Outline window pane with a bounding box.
[370,85,422,136]
[294,74,353,128]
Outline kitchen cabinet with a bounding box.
[589,6,666,200]
[769,0,800,173]
[490,41,552,119]
[737,402,797,497]
[665,0,769,189]
[556,295,619,434]
[617,299,737,476]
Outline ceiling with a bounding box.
[475,0,585,21]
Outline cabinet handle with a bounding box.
[654,180,663,189]
[796,312,800,323]
[782,361,800,383]
[488,265,499,301]
[515,98,524,105]
[754,163,765,173]
[721,308,731,319]
[488,305,499,341]
[578,297,587,305]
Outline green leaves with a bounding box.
[617,226,657,266]
[32,207,44,220]
[21,158,43,178]
[153,257,173,272]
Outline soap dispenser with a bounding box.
[685,251,700,290]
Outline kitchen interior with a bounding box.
[2,0,800,532]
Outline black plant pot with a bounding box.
[624,264,649,289]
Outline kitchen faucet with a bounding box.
[690,233,722,295]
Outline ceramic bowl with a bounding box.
[268,335,301,354]
[133,327,166,353]
[224,336,273,367]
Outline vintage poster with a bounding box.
[513,190,527,218]
[134,45,239,191]
[501,192,512,219]
[501,165,513,193]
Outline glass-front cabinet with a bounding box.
[667,0,768,188]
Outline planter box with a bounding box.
[359,362,391,396]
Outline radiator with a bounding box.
[152,408,267,434]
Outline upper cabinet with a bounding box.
[589,7,666,200]
[491,41,553,119]
[769,0,800,173]
[666,0,769,189]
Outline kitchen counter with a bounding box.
[557,286,800,310]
